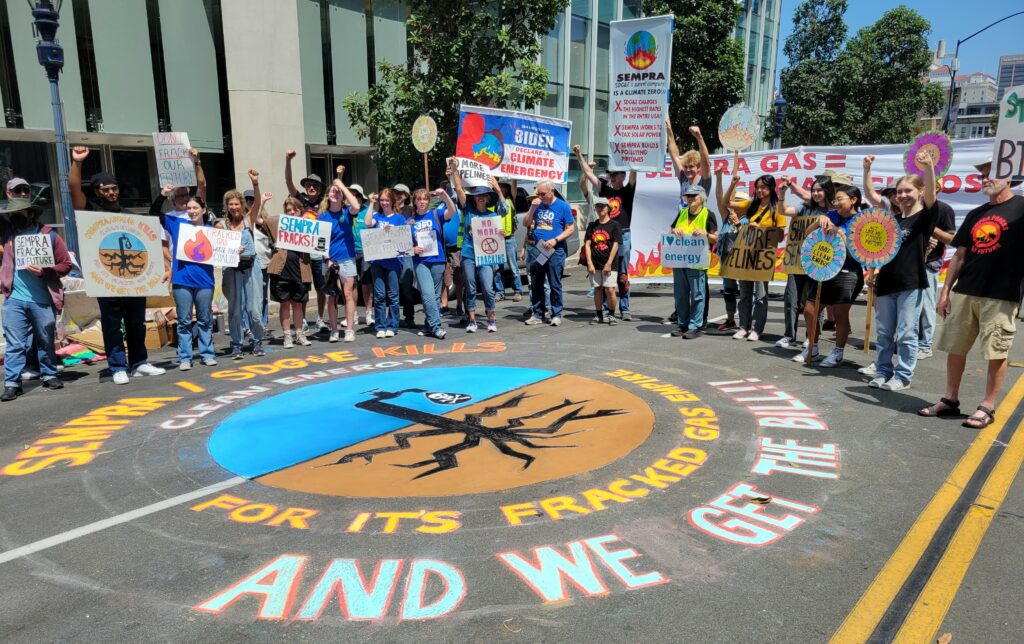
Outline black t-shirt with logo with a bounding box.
[950,195,1024,302]
[874,202,938,297]
[585,219,623,269]
[599,181,636,231]
[926,200,956,271]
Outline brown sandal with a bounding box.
[918,397,960,418]
[962,406,995,429]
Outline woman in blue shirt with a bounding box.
[449,157,506,333]
[410,188,456,339]
[318,177,362,342]
[365,188,406,338]
[162,195,220,370]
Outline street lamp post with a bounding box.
[28,0,79,260]
[940,10,1024,135]
[773,94,787,150]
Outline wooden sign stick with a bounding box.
[424,153,430,191]
[864,283,874,353]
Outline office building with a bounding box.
[997,54,1024,100]
[734,0,782,150]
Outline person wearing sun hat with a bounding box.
[0,199,73,401]
[920,156,1024,428]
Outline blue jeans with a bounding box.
[462,257,496,313]
[173,285,215,364]
[3,298,58,387]
[672,268,706,331]
[738,280,768,333]
[874,288,924,385]
[98,296,148,373]
[530,247,565,319]
[223,265,265,352]
[525,244,551,312]
[617,229,631,314]
[919,269,939,351]
[372,263,400,332]
[415,261,446,334]
[493,238,523,294]
[783,274,810,339]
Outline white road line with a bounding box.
[0,476,247,565]
[708,314,727,323]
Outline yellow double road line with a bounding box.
[831,373,1024,643]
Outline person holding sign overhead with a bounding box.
[523,180,575,328]
[0,199,72,401]
[319,172,362,342]
[795,185,866,366]
[161,194,220,370]
[669,186,718,339]
[365,188,407,339]
[860,153,940,390]
[410,188,456,339]
[218,170,268,359]
[584,197,621,326]
[449,157,506,333]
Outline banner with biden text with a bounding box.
[455,105,571,183]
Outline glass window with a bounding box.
[331,0,371,146]
[543,14,565,85]
[0,141,57,225]
[539,83,563,118]
[594,90,609,157]
[748,27,760,61]
[571,0,592,17]
[598,0,616,22]
[373,0,407,67]
[570,15,591,88]
[297,0,327,145]
[196,151,233,215]
[623,0,642,19]
[597,23,610,91]
[89,0,159,134]
[111,149,154,211]
[569,87,589,152]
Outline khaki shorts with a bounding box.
[936,292,1019,360]
[589,271,618,288]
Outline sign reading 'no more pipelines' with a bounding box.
[609,15,673,171]
[719,225,785,281]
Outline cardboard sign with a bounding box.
[992,85,1024,181]
[361,225,414,262]
[412,115,438,153]
[609,15,674,170]
[905,131,953,179]
[718,105,759,152]
[471,215,506,267]
[660,233,709,269]
[456,105,572,182]
[14,234,54,269]
[718,225,785,281]
[800,229,847,282]
[456,158,492,185]
[175,223,241,268]
[76,211,167,298]
[152,131,197,187]
[847,208,901,268]
[275,214,331,254]
[781,215,817,275]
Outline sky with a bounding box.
[776,1,1023,78]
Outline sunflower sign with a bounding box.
[455,105,571,183]
[847,208,901,268]
[800,229,846,282]
[904,131,953,179]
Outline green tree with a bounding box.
[643,0,744,151]
[343,0,567,184]
[778,0,849,145]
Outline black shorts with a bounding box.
[310,258,326,291]
[269,276,310,304]
[356,255,373,286]
[806,270,863,306]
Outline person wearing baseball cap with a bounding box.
[5,178,31,200]
[0,199,74,401]
[584,196,621,326]
[669,185,718,339]
[920,156,1024,428]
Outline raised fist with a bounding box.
[248,169,259,183]
[689,125,701,138]
[71,146,89,163]
[285,149,297,160]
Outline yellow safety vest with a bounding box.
[672,206,709,235]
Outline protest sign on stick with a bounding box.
[412,115,438,189]
[847,208,902,352]
[718,105,759,152]
[471,216,506,267]
[77,211,167,298]
[14,234,54,269]
[800,229,847,365]
[905,131,953,179]
[152,132,197,187]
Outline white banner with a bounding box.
[630,138,997,283]
[471,215,506,267]
[76,211,167,297]
[361,225,414,262]
[992,85,1024,181]
[14,234,54,269]
[175,223,241,268]
[609,15,674,171]
[660,233,709,269]
[152,132,197,187]
[275,214,331,254]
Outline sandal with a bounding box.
[918,397,961,418]
[962,405,995,429]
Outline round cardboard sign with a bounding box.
[904,130,953,179]
[412,115,438,153]
[718,105,759,151]
[801,228,847,282]
[847,208,902,268]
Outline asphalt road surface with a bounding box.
[2,274,1023,643]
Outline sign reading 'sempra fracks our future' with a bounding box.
[608,15,673,171]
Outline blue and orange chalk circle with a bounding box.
[209,367,655,498]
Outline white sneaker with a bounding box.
[344,330,355,342]
[201,357,218,367]
[295,331,312,347]
[868,376,887,388]
[340,318,348,328]
[365,312,375,325]
[793,347,821,363]
[820,348,845,368]
[133,363,165,377]
[746,331,760,342]
[487,320,497,333]
[916,349,933,360]
[383,330,393,337]
[21,369,39,381]
[858,363,877,376]
[112,371,130,385]
[803,338,809,348]
[466,321,478,333]
[376,330,387,339]
[179,361,192,371]
[316,318,329,332]
[880,377,910,391]
[775,336,794,349]
[733,329,749,340]
[525,316,544,325]
[550,317,562,327]
[282,331,294,349]
[329,331,340,343]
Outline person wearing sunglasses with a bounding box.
[523,180,575,327]
[5,178,31,201]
